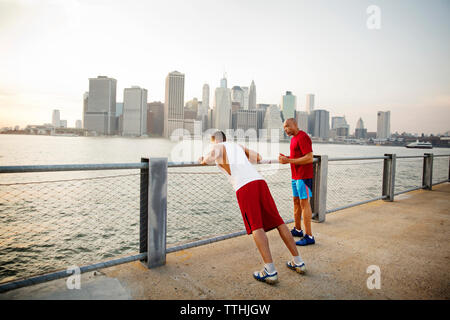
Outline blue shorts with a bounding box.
[292,178,313,199]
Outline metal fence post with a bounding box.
[146,158,168,268]
[422,153,433,190]
[139,158,149,264]
[311,155,328,223]
[382,153,396,201]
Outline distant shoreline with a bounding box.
[1,131,449,148]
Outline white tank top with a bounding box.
[216,141,264,191]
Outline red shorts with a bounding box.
[236,179,285,235]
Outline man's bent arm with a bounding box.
[288,152,313,165]
[200,145,222,165]
[241,145,262,163]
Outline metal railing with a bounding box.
[0,153,449,292]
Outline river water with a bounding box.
[0,134,448,283]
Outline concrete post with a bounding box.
[422,153,433,190]
[139,158,149,262]
[147,158,168,268]
[311,155,328,223]
[382,154,396,201]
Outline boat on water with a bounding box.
[51,133,78,137]
[405,140,433,149]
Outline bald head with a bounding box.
[284,118,297,126]
[283,118,299,136]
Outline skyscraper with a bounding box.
[377,111,391,139]
[197,84,210,130]
[202,83,210,110]
[331,116,349,130]
[116,102,124,117]
[296,111,309,132]
[355,117,367,139]
[232,109,257,133]
[197,84,209,120]
[147,101,164,136]
[248,80,256,110]
[261,104,283,141]
[356,117,364,130]
[241,86,249,109]
[220,75,227,88]
[185,98,199,114]
[75,120,82,129]
[256,108,266,138]
[164,71,185,138]
[52,109,60,128]
[305,94,315,113]
[214,80,232,131]
[82,92,88,129]
[309,109,330,139]
[231,86,244,108]
[122,86,148,136]
[85,76,117,135]
[331,116,349,138]
[281,91,296,120]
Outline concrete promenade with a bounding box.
[1,183,449,300]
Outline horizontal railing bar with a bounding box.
[0,163,147,174]
[396,155,426,159]
[3,154,447,173]
[394,186,424,196]
[167,159,317,167]
[0,252,147,294]
[328,156,388,161]
[166,231,247,253]
[326,196,387,214]
[432,179,449,186]
[432,154,450,158]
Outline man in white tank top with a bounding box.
[198,131,307,284]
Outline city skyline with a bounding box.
[0,0,449,134]
[6,72,445,138]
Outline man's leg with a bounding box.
[300,198,313,236]
[252,228,279,283]
[293,197,302,231]
[252,228,273,263]
[278,223,307,273]
[276,223,299,256]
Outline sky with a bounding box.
[0,0,449,134]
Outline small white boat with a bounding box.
[406,140,432,149]
[51,133,78,137]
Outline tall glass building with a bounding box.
[281,91,297,120]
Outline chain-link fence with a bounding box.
[167,164,293,247]
[432,156,449,185]
[326,159,384,212]
[395,157,424,193]
[0,170,141,284]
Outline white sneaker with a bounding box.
[253,267,278,284]
[286,260,306,274]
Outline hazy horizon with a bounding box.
[0,0,449,134]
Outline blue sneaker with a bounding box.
[253,268,278,285]
[291,228,304,237]
[296,234,315,246]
